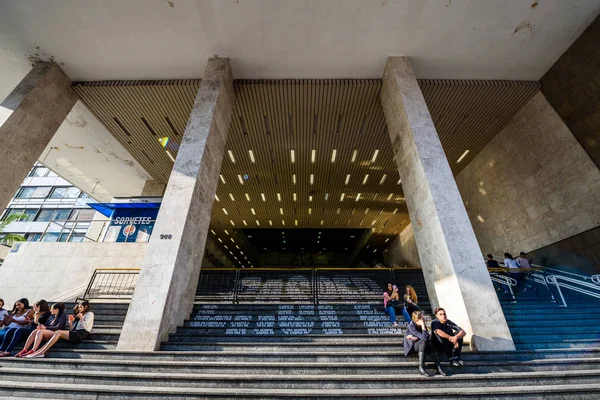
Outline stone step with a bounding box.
[510,329,600,338]
[516,340,600,350]
[166,334,406,343]
[1,380,600,399]
[500,302,600,309]
[179,316,406,329]
[36,348,600,362]
[160,341,403,351]
[192,304,425,311]
[3,367,600,390]
[171,326,406,335]
[187,313,408,320]
[4,357,600,374]
[503,310,600,317]
[50,341,117,350]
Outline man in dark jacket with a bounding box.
[431,307,466,367]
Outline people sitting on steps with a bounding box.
[403,285,420,317]
[431,307,466,367]
[15,302,67,358]
[0,299,51,357]
[403,310,447,377]
[382,283,412,327]
[26,300,94,359]
[0,299,34,343]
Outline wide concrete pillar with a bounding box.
[0,62,77,210]
[380,57,514,351]
[117,58,234,351]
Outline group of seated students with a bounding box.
[382,283,420,327]
[382,284,466,376]
[0,298,94,358]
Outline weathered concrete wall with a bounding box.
[541,15,600,169]
[384,223,421,268]
[0,242,146,305]
[456,92,600,256]
[41,101,152,201]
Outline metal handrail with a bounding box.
[531,263,597,282]
[546,274,600,307]
[489,273,517,301]
[83,268,141,299]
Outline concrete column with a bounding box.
[117,58,234,351]
[380,57,514,351]
[0,63,77,211]
[141,180,166,197]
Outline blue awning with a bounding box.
[88,202,161,218]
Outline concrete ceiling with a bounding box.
[0,0,599,88]
[73,78,539,266]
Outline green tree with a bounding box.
[0,213,27,246]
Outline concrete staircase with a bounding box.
[499,282,600,350]
[1,270,600,398]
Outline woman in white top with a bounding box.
[503,253,521,271]
[504,253,523,294]
[0,299,33,341]
[26,300,94,358]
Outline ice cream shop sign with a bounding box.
[88,198,161,243]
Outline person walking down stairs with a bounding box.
[403,310,447,377]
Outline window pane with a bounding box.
[50,187,68,199]
[68,233,85,243]
[32,187,51,198]
[46,170,58,177]
[35,209,54,222]
[76,209,95,221]
[16,187,36,198]
[29,167,49,177]
[5,209,25,219]
[58,233,70,242]
[21,209,38,221]
[26,233,42,242]
[40,232,60,242]
[53,209,71,221]
[65,187,81,198]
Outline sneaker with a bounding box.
[456,358,464,366]
[0,352,9,357]
[450,358,461,367]
[24,353,45,358]
[392,322,399,327]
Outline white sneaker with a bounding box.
[24,353,45,358]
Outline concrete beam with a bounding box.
[0,62,77,211]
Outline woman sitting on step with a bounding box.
[403,310,446,377]
[15,302,67,358]
[383,283,412,327]
[0,299,34,343]
[26,301,94,358]
[403,285,420,317]
[0,299,51,357]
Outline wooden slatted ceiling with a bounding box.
[74,79,539,267]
